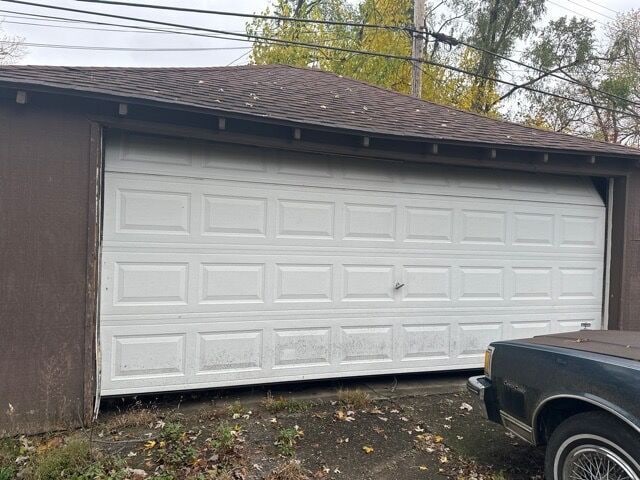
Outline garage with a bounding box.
[100,131,606,395]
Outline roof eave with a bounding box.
[2,78,639,161]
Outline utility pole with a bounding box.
[411,0,425,98]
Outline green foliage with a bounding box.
[0,466,15,480]
[29,439,93,480]
[157,422,197,468]
[263,393,312,414]
[227,402,247,417]
[275,427,302,457]
[211,423,238,456]
[0,439,19,469]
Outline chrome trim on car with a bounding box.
[500,410,535,445]
[532,394,640,445]
[467,375,486,401]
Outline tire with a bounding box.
[545,411,640,480]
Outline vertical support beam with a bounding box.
[84,122,103,424]
[602,177,614,330]
[607,175,627,330]
[293,127,302,140]
[362,136,370,147]
[218,117,226,131]
[411,0,425,97]
[118,103,128,117]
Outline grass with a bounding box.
[265,460,309,480]
[0,467,15,480]
[227,402,247,417]
[336,388,371,409]
[262,393,312,414]
[29,439,92,480]
[0,439,19,472]
[24,439,130,480]
[102,406,156,431]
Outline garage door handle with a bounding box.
[394,282,405,290]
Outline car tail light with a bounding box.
[484,346,495,377]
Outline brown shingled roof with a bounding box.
[1,64,638,158]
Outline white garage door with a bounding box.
[100,132,606,395]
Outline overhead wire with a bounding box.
[0,0,637,118]
[64,0,639,108]
[13,41,251,51]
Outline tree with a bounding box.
[247,0,548,115]
[517,11,640,147]
[0,20,25,65]
[463,0,546,113]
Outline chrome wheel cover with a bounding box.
[563,444,639,480]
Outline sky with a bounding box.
[0,0,638,67]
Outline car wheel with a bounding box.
[545,411,640,480]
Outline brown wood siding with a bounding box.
[617,170,640,331]
[0,99,95,435]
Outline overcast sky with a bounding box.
[0,0,638,67]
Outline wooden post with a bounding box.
[411,0,425,98]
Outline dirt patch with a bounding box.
[0,379,544,479]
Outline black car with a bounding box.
[468,330,640,480]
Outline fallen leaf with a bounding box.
[460,402,473,412]
[143,440,156,450]
[362,446,374,454]
[434,435,444,443]
[419,466,428,471]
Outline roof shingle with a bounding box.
[1,64,638,158]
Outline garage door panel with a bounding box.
[106,134,604,207]
[100,133,606,395]
[104,173,604,255]
[100,310,602,394]
[101,253,604,316]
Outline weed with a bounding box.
[159,422,185,443]
[102,406,156,431]
[0,466,15,480]
[29,439,93,480]
[227,402,246,417]
[156,422,197,469]
[266,460,309,480]
[262,393,312,414]
[211,423,239,457]
[275,427,303,457]
[336,388,371,409]
[0,439,19,468]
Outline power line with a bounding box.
[7,41,251,52]
[1,18,248,35]
[579,0,620,15]
[0,7,257,43]
[72,0,412,33]
[1,0,637,119]
[546,0,606,25]
[65,0,639,109]
[564,0,617,22]
[226,49,251,67]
